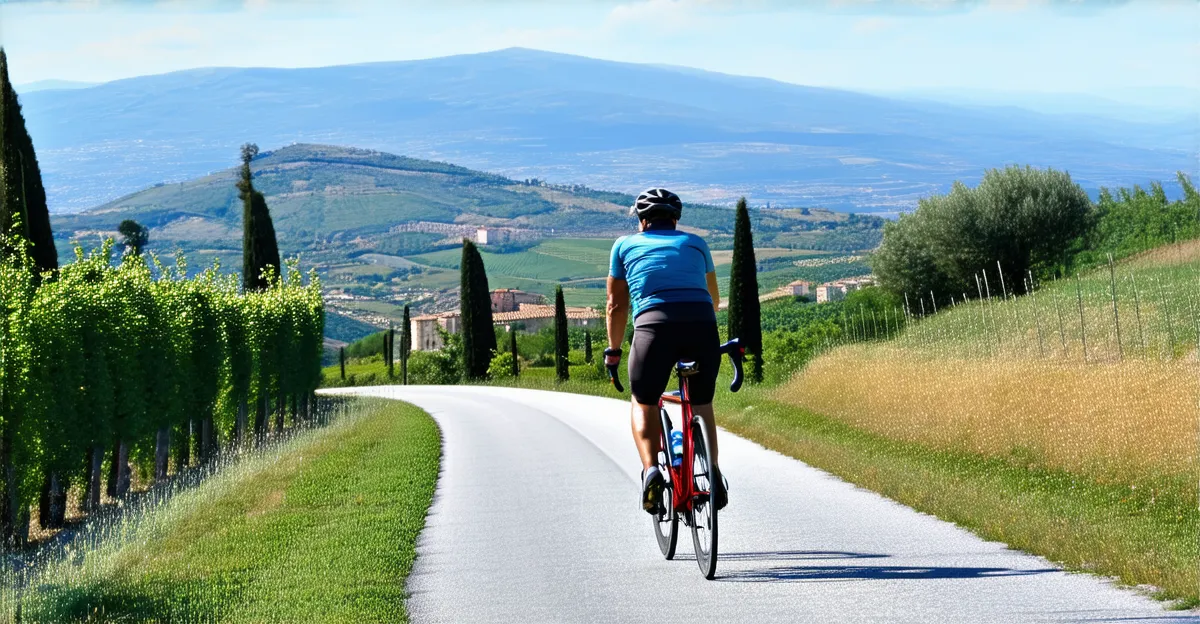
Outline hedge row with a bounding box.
[0,240,323,543]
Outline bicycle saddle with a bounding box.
[676,360,699,377]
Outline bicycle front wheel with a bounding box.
[689,414,718,579]
[653,408,678,559]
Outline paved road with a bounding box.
[329,386,1192,624]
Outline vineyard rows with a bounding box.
[0,239,324,545]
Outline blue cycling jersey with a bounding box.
[609,224,715,318]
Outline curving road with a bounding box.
[327,386,1191,624]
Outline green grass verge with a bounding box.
[17,399,441,623]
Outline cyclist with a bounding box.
[604,188,727,515]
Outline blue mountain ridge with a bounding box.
[20,47,1197,213]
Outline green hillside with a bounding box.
[51,143,882,336]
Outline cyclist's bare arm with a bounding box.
[705,271,719,314]
[606,276,630,352]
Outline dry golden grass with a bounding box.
[778,345,1198,486]
[1126,238,1200,268]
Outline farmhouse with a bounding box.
[491,288,545,313]
[816,276,877,303]
[410,311,462,351]
[408,290,600,350]
[816,283,846,303]
[493,303,601,332]
[785,280,811,297]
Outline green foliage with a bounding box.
[1078,174,1200,266]
[239,144,281,292]
[117,219,148,255]
[460,240,497,379]
[0,236,323,540]
[0,48,57,273]
[346,330,388,360]
[727,197,763,383]
[406,333,462,385]
[508,329,519,377]
[554,286,569,382]
[488,352,517,379]
[875,165,1093,302]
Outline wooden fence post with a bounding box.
[1107,254,1123,361]
[1075,274,1088,363]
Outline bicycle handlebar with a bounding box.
[721,338,745,393]
[606,362,625,393]
[605,338,746,396]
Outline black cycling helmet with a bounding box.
[631,188,683,221]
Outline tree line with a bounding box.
[874,165,1200,308]
[0,48,322,546]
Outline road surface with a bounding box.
[328,386,1192,624]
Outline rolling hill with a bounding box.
[23,48,1197,213]
[52,143,879,338]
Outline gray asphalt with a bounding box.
[328,386,1194,624]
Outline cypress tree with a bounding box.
[238,143,280,292]
[0,48,57,274]
[400,305,411,385]
[728,197,763,383]
[460,239,496,379]
[584,329,593,364]
[509,329,519,377]
[386,323,395,379]
[339,347,346,381]
[118,220,149,256]
[554,286,569,382]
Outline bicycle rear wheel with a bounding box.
[689,414,718,579]
[653,408,678,559]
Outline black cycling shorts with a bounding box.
[629,302,721,406]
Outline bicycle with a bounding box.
[608,338,745,579]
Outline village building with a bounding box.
[815,276,876,303]
[410,311,462,351]
[490,288,545,313]
[493,303,601,333]
[785,280,811,297]
[407,291,600,351]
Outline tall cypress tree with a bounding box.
[0,48,57,274]
[238,143,280,292]
[386,324,395,379]
[509,329,519,377]
[727,197,763,383]
[584,329,593,364]
[460,239,496,379]
[400,305,412,385]
[554,286,569,382]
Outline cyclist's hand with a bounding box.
[603,347,622,367]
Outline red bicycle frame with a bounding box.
[660,378,703,514]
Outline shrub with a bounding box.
[488,352,517,379]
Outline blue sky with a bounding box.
[1,0,1197,99]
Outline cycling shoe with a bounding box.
[642,467,666,515]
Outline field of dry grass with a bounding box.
[781,347,1197,487]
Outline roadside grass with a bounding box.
[11,399,440,623]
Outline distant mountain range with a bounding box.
[21,48,1198,213]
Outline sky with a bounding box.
[0,1,1197,100]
